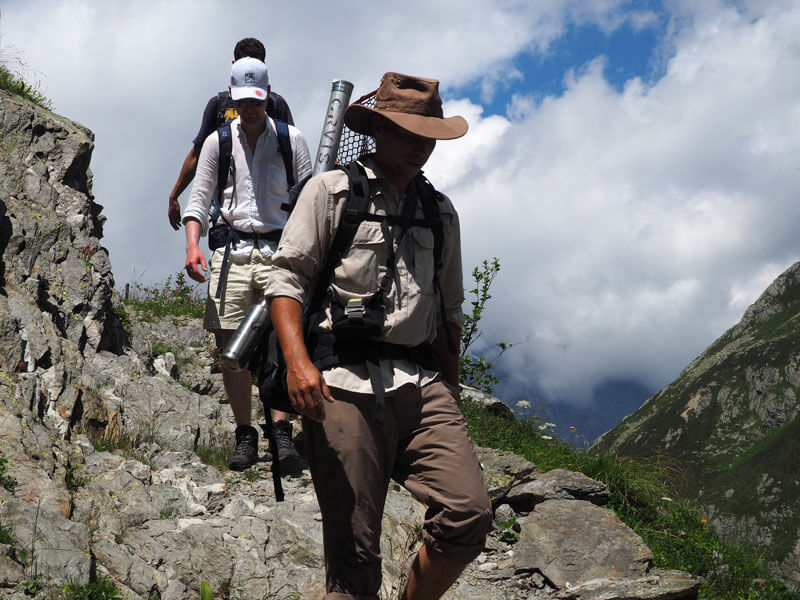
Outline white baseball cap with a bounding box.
[230,57,269,101]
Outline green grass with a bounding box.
[1,455,18,492]
[0,66,53,110]
[461,398,800,599]
[57,575,122,600]
[195,441,233,473]
[0,521,14,545]
[123,272,205,320]
[90,423,165,468]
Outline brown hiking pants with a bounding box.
[304,379,493,599]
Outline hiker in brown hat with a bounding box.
[266,72,492,599]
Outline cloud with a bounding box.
[3,0,800,410]
[435,0,800,401]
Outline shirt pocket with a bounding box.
[409,227,436,296]
[335,220,386,296]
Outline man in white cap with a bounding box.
[167,38,294,231]
[182,57,311,471]
[266,72,492,599]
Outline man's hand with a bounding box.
[168,146,201,231]
[184,244,208,283]
[285,356,333,421]
[271,296,334,421]
[168,198,182,230]
[184,219,207,282]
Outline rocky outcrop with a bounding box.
[593,261,800,585]
[0,89,700,599]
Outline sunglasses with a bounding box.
[235,99,266,109]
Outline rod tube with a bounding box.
[312,79,354,176]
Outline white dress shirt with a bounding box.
[183,116,312,257]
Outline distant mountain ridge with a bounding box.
[593,261,800,584]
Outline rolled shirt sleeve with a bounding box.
[182,132,219,234]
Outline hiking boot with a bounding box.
[228,424,259,471]
[273,420,300,466]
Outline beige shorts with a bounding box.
[204,247,272,331]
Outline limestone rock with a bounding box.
[513,500,653,589]
[505,469,610,511]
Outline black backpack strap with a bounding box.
[211,123,235,303]
[304,162,371,317]
[415,173,457,355]
[214,123,233,216]
[274,119,295,189]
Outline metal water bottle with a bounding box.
[220,298,269,371]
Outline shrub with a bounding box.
[460,258,518,394]
[124,272,205,320]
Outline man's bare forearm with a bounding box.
[270,296,333,421]
[169,146,201,202]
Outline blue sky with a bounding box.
[4,0,800,441]
[478,15,666,113]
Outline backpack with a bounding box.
[214,91,238,127]
[255,161,453,501]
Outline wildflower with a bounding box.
[701,518,707,524]
[541,435,553,440]
[516,400,531,410]
[569,426,576,431]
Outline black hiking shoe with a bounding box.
[273,420,300,466]
[228,424,259,471]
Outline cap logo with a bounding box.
[255,90,265,98]
[245,72,256,84]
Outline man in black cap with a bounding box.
[266,72,492,599]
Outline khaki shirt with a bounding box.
[265,156,464,393]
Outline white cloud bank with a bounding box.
[3,0,800,406]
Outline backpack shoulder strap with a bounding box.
[415,173,457,354]
[415,173,444,271]
[214,122,233,216]
[305,162,371,317]
[273,119,295,189]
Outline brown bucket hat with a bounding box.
[344,72,468,140]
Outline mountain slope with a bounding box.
[593,261,800,583]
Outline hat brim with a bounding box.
[344,104,468,140]
[230,86,269,101]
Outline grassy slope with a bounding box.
[593,263,800,567]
